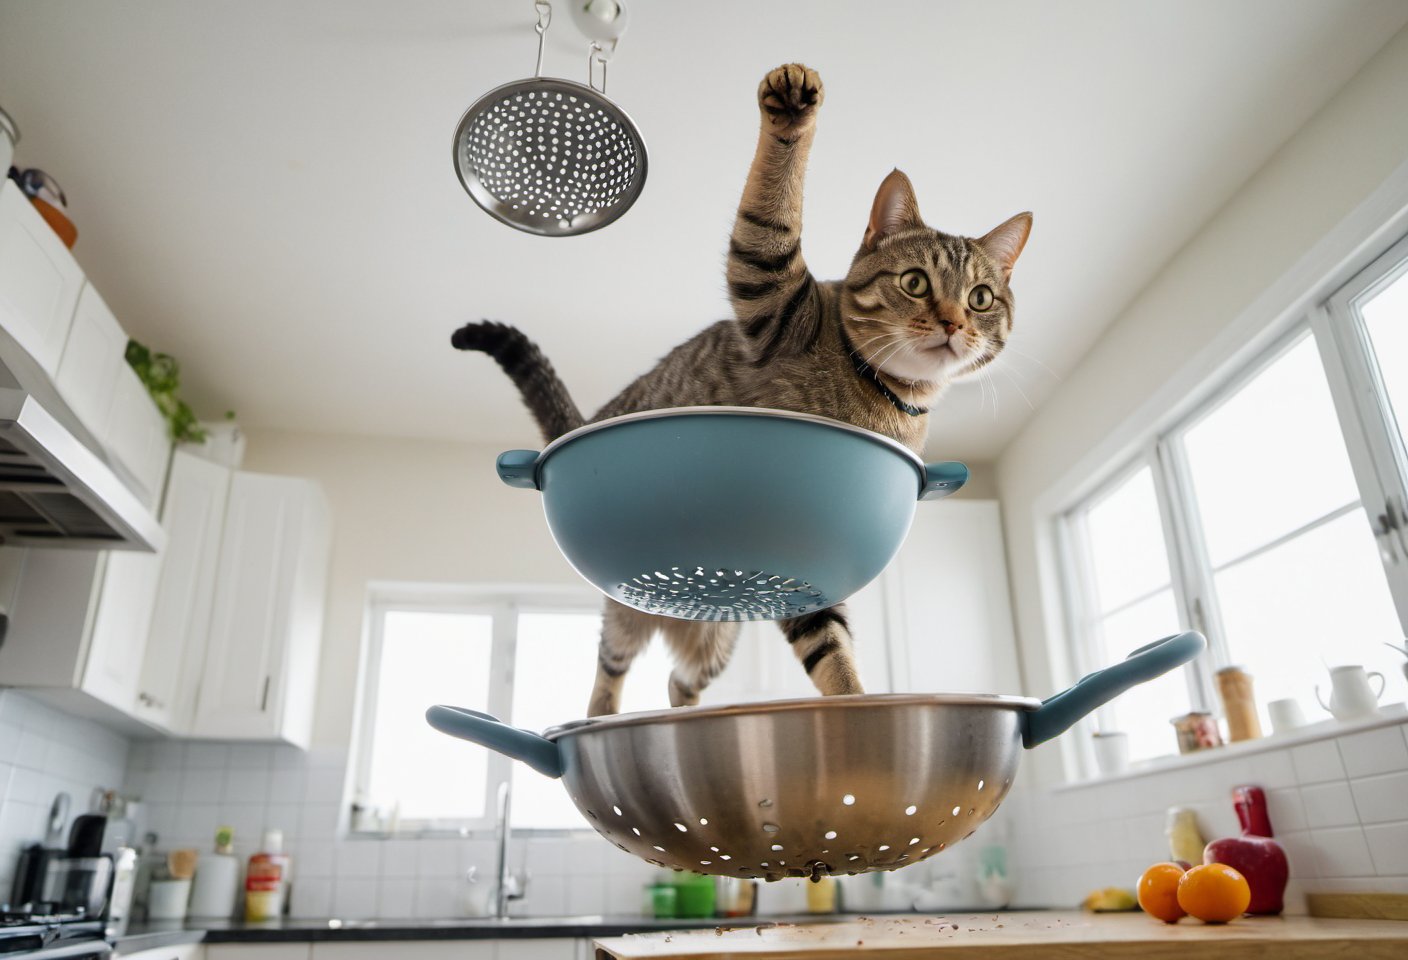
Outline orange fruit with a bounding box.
[1137,862,1187,923]
[1177,863,1251,923]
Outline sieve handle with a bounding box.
[1022,631,1206,748]
[497,450,541,489]
[919,461,968,501]
[426,704,564,778]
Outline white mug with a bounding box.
[1267,698,1307,734]
[1316,665,1386,721]
[1092,731,1130,776]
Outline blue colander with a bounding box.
[495,407,968,621]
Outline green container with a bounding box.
[649,883,677,919]
[674,873,716,919]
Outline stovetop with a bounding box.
[0,914,106,956]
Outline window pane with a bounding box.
[368,611,493,820]
[1360,263,1408,454]
[1084,466,1172,612]
[1095,588,1188,762]
[1215,507,1406,725]
[509,612,676,829]
[1183,336,1360,567]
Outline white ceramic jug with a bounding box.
[1316,665,1385,721]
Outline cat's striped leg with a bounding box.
[660,620,742,707]
[779,606,865,696]
[726,64,825,361]
[588,601,658,717]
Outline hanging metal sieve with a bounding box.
[452,0,648,236]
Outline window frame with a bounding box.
[352,582,602,837]
[1056,226,1408,774]
[1318,229,1408,624]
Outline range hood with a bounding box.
[0,388,164,550]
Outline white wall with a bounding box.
[996,24,1408,787]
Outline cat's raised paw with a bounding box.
[758,63,824,137]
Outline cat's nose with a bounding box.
[936,303,966,332]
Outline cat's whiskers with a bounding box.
[856,329,907,365]
[853,331,907,369]
[996,364,1037,412]
[1000,344,1062,382]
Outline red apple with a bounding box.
[1203,785,1289,915]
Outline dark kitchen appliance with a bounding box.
[39,817,112,921]
[8,796,68,912]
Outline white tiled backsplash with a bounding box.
[121,740,662,919]
[1006,716,1408,913]
[0,691,132,900]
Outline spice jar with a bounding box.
[1216,666,1262,742]
[1172,711,1223,753]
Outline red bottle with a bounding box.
[1203,785,1290,915]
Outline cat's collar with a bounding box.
[840,328,929,418]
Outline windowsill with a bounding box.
[1053,702,1407,792]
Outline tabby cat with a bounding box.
[453,64,1031,716]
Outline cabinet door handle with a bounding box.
[260,676,271,712]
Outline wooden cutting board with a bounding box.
[592,911,1408,959]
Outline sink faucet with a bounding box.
[493,780,526,918]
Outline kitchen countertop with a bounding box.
[594,911,1408,958]
[115,914,856,948]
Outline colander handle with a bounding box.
[497,450,541,490]
[426,704,564,778]
[1022,631,1206,748]
[920,462,969,501]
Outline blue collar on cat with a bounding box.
[840,327,929,418]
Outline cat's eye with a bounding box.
[968,285,995,311]
[898,269,930,298]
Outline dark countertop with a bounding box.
[117,914,868,947]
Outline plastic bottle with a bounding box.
[189,827,241,919]
[244,829,291,921]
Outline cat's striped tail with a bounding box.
[451,321,584,442]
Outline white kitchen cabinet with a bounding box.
[52,282,170,509]
[310,943,493,960]
[207,947,309,960]
[54,282,126,436]
[133,449,232,731]
[104,364,171,507]
[0,543,162,720]
[116,943,203,960]
[886,500,1022,695]
[190,470,331,746]
[0,179,82,376]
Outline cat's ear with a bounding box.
[864,169,924,249]
[977,212,1033,280]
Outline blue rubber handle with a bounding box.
[919,461,969,501]
[1022,631,1206,748]
[496,450,540,490]
[426,705,564,778]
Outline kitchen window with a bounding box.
[353,586,673,833]
[1060,230,1408,767]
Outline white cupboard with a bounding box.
[189,469,331,746]
[0,545,162,720]
[0,180,83,376]
[133,449,232,731]
[52,282,170,509]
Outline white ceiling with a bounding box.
[1,1,1405,461]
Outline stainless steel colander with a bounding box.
[451,1,647,236]
[428,632,1206,881]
